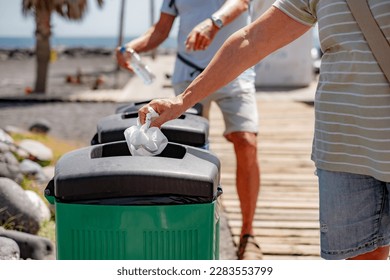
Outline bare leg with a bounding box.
[225,131,260,238]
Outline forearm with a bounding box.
[125,13,174,53]
[181,6,311,109]
[125,25,168,53]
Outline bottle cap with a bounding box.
[119,46,126,53]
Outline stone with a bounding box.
[0,151,23,183]
[17,139,53,162]
[0,236,20,260]
[19,158,43,175]
[0,227,54,260]
[0,128,14,152]
[29,119,51,134]
[20,159,50,182]
[25,190,51,223]
[0,128,14,144]
[42,166,55,180]
[0,178,41,234]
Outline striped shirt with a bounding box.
[274,0,390,182]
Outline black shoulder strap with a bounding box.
[169,0,178,13]
[177,53,205,77]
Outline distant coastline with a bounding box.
[0,36,177,50]
[0,36,177,60]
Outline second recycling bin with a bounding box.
[45,141,221,260]
[91,111,209,149]
[115,99,203,116]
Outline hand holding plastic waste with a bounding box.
[124,107,168,156]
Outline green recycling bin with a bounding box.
[45,141,221,260]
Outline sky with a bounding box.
[0,0,178,38]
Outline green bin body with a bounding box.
[45,141,221,260]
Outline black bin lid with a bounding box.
[116,100,203,116]
[96,112,209,147]
[51,142,220,204]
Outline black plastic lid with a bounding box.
[116,100,203,116]
[52,142,220,204]
[96,112,209,147]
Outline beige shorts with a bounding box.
[173,75,258,136]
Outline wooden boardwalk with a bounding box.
[208,94,321,260]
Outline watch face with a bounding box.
[212,16,223,28]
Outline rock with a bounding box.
[0,142,10,153]
[19,159,50,183]
[25,190,51,223]
[3,125,29,135]
[0,178,41,234]
[0,227,54,260]
[0,128,13,143]
[29,119,51,134]
[42,166,55,180]
[0,236,20,260]
[19,158,43,175]
[0,128,14,152]
[0,151,23,183]
[17,139,53,162]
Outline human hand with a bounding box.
[185,18,219,51]
[115,46,134,73]
[138,96,186,128]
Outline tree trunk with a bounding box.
[34,8,51,94]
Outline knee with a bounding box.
[225,132,258,151]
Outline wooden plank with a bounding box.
[222,200,318,209]
[230,227,320,238]
[209,98,321,259]
[225,212,318,222]
[229,220,319,230]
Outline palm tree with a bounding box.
[22,0,104,94]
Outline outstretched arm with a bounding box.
[117,12,175,72]
[140,6,311,126]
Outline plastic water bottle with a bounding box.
[119,46,155,85]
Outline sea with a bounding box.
[0,36,177,50]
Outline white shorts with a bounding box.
[173,74,258,136]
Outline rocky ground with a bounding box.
[0,52,237,260]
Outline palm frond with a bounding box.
[22,0,104,20]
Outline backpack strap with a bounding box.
[346,0,390,83]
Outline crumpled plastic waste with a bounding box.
[124,107,168,156]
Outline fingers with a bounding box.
[138,96,185,128]
[186,33,209,51]
[185,19,215,51]
[138,99,168,128]
[138,104,151,125]
[115,47,134,73]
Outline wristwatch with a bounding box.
[211,14,224,29]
